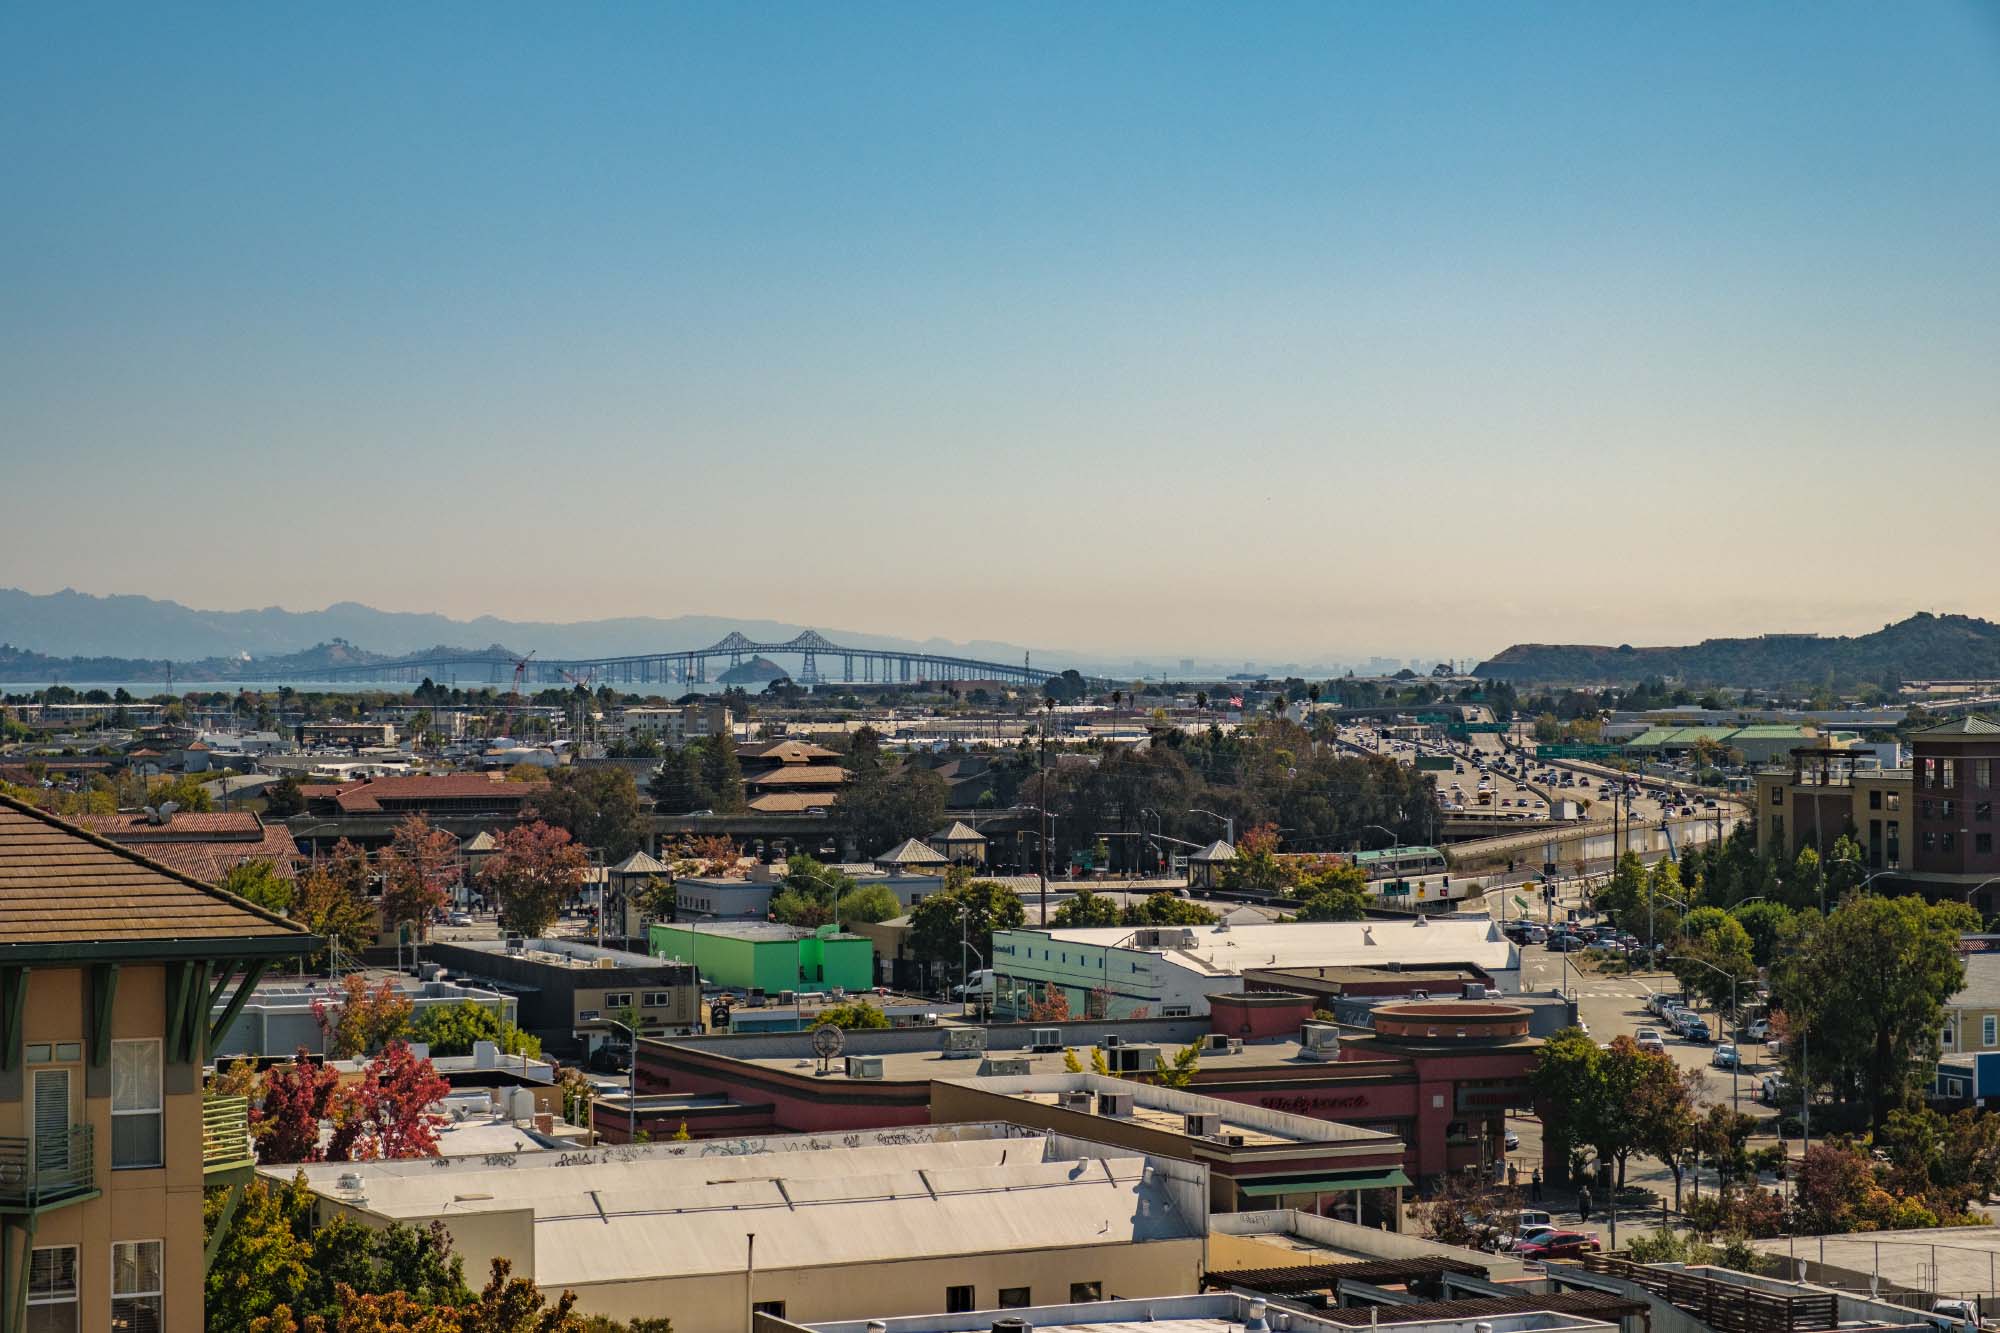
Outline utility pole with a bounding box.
[1039,697,1053,925]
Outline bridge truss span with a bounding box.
[299,630,1089,689]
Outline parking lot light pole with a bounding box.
[595,1017,639,1143]
[1670,955,1740,1117]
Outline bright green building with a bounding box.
[647,921,874,993]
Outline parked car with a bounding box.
[1519,1230,1603,1260]
[1760,1074,1797,1106]
[447,911,474,927]
[1499,1222,1559,1253]
[1504,1128,1521,1151]
[1741,1019,1771,1042]
[1547,934,1585,952]
[1713,1043,1740,1069]
[1678,1018,1715,1044]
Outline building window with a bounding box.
[1979,834,1994,855]
[602,993,633,1009]
[1944,760,1958,788]
[642,992,673,1008]
[111,1240,162,1333]
[751,1302,786,1318]
[1944,832,1957,853]
[1163,1005,1192,1018]
[1070,1282,1103,1303]
[1770,787,1783,806]
[1979,760,1993,789]
[999,1288,1032,1309]
[110,1040,162,1169]
[1945,1023,1958,1047]
[1943,800,1958,820]
[1922,799,1937,819]
[1870,790,1883,810]
[1984,1016,1996,1047]
[1887,792,1901,811]
[946,1286,976,1313]
[1979,802,1993,823]
[27,1246,77,1333]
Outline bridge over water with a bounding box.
[295,630,1078,688]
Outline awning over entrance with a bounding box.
[1239,1168,1412,1197]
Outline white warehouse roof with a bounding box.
[1027,917,1518,979]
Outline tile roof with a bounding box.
[0,792,313,955]
[745,792,839,813]
[333,773,536,813]
[930,820,988,844]
[737,740,841,763]
[873,837,949,866]
[744,766,849,787]
[1919,717,2000,738]
[67,812,301,883]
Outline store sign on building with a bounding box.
[1455,1084,1534,1112]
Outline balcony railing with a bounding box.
[203,1096,253,1175]
[0,1125,96,1209]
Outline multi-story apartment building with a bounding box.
[1752,718,2000,912]
[0,791,315,1331]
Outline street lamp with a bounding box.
[1669,955,1741,1117]
[593,1017,639,1144]
[1189,808,1236,845]
[957,898,988,1018]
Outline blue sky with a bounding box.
[3,3,1996,660]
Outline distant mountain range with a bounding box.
[0,587,1059,681]
[1475,613,2000,687]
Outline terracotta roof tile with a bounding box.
[0,792,311,950]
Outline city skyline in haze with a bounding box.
[4,4,1997,660]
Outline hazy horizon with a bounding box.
[5,5,1996,660]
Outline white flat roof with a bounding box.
[1019,918,1517,978]
[274,1126,1201,1288]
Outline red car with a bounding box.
[1518,1230,1602,1260]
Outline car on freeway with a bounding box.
[1713,1043,1740,1069]
[1518,1231,1603,1260]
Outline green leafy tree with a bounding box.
[410,1001,541,1059]
[1786,845,1826,911]
[646,749,705,813]
[1151,1041,1201,1088]
[1532,1026,1608,1185]
[908,867,1026,975]
[264,774,306,817]
[524,766,647,860]
[1731,899,1795,968]
[768,888,834,927]
[1051,890,1123,927]
[1122,892,1217,926]
[694,733,746,813]
[815,1002,889,1030]
[221,858,294,914]
[835,883,902,925]
[1772,892,1976,1130]
[839,761,948,859]
[1291,861,1371,922]
[1672,907,1756,1010]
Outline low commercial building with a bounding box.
[210,974,519,1059]
[426,937,700,1051]
[649,921,872,994]
[989,918,1521,1019]
[607,701,731,745]
[931,1072,1410,1220]
[275,1123,1209,1327]
[295,720,398,748]
[637,996,1543,1186]
[773,1294,1616,1333]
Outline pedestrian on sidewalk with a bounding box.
[1530,1167,1543,1203]
[1508,1162,1519,1190]
[1577,1184,1592,1222]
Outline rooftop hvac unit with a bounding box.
[844,1055,884,1080]
[1059,1090,1096,1113]
[1112,1044,1159,1073]
[1029,1027,1064,1053]
[978,1057,1031,1077]
[1133,927,1196,950]
[1201,1032,1230,1052]
[1096,1090,1135,1118]
[1102,1033,1124,1050]
[1212,1132,1248,1148]
[1226,1038,1244,1054]
[1299,1023,1341,1061]
[595,957,618,968]
[940,1028,988,1058]
[779,990,797,1006]
[1184,1112,1222,1137]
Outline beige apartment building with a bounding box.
[0,792,315,1332]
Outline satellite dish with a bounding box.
[811,1024,845,1061]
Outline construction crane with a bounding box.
[506,651,536,739]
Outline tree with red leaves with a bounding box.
[312,975,415,1059]
[341,1041,451,1161]
[380,815,458,944]
[478,822,588,939]
[256,1048,341,1165]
